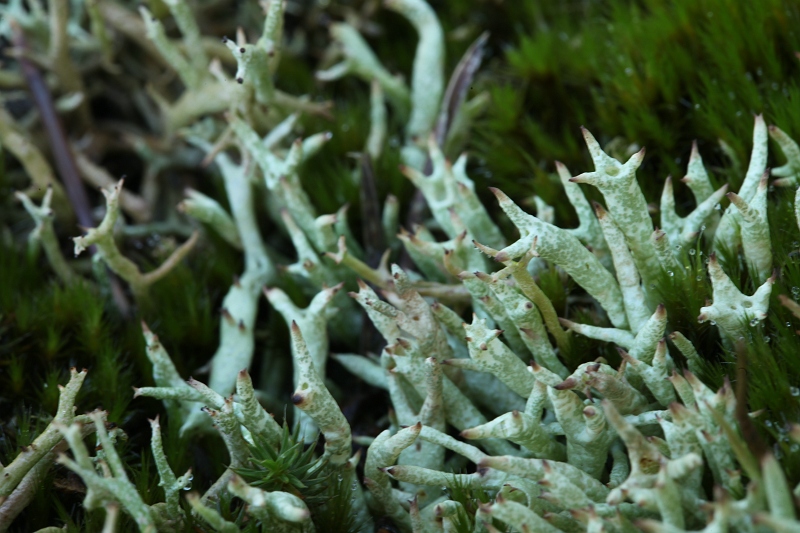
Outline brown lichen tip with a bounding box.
[291,392,306,406]
[554,378,578,390]
[591,200,607,218]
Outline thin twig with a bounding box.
[10,19,132,317]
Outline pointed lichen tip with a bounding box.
[768,268,778,284]
[554,378,577,390]
[488,186,510,203]
[557,317,574,328]
[591,200,607,217]
[329,281,345,293]
[655,303,666,316]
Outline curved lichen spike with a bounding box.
[479,454,610,503]
[556,161,611,268]
[235,370,282,449]
[489,187,628,329]
[281,210,338,288]
[650,228,681,276]
[139,322,201,422]
[770,125,800,187]
[738,114,769,202]
[714,114,768,251]
[385,0,444,169]
[463,314,536,397]
[726,172,772,283]
[451,155,506,249]
[474,241,571,353]
[349,279,402,342]
[455,269,526,354]
[265,284,342,373]
[290,322,352,465]
[388,342,517,456]
[628,304,667,365]
[558,317,636,347]
[618,341,676,406]
[364,424,421,531]
[558,362,649,416]
[530,363,612,478]
[481,270,567,376]
[698,254,775,342]
[317,23,409,111]
[660,177,729,246]
[594,202,650,333]
[461,410,566,460]
[482,495,562,533]
[570,128,659,284]
[667,332,703,375]
[398,228,450,283]
[390,264,453,360]
[602,401,665,493]
[400,140,481,242]
[682,141,715,202]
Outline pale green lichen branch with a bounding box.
[73,180,199,300]
[16,187,77,285]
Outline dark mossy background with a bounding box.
[3,0,800,530]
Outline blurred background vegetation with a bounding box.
[3,0,800,529]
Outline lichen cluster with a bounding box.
[2,1,800,532]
